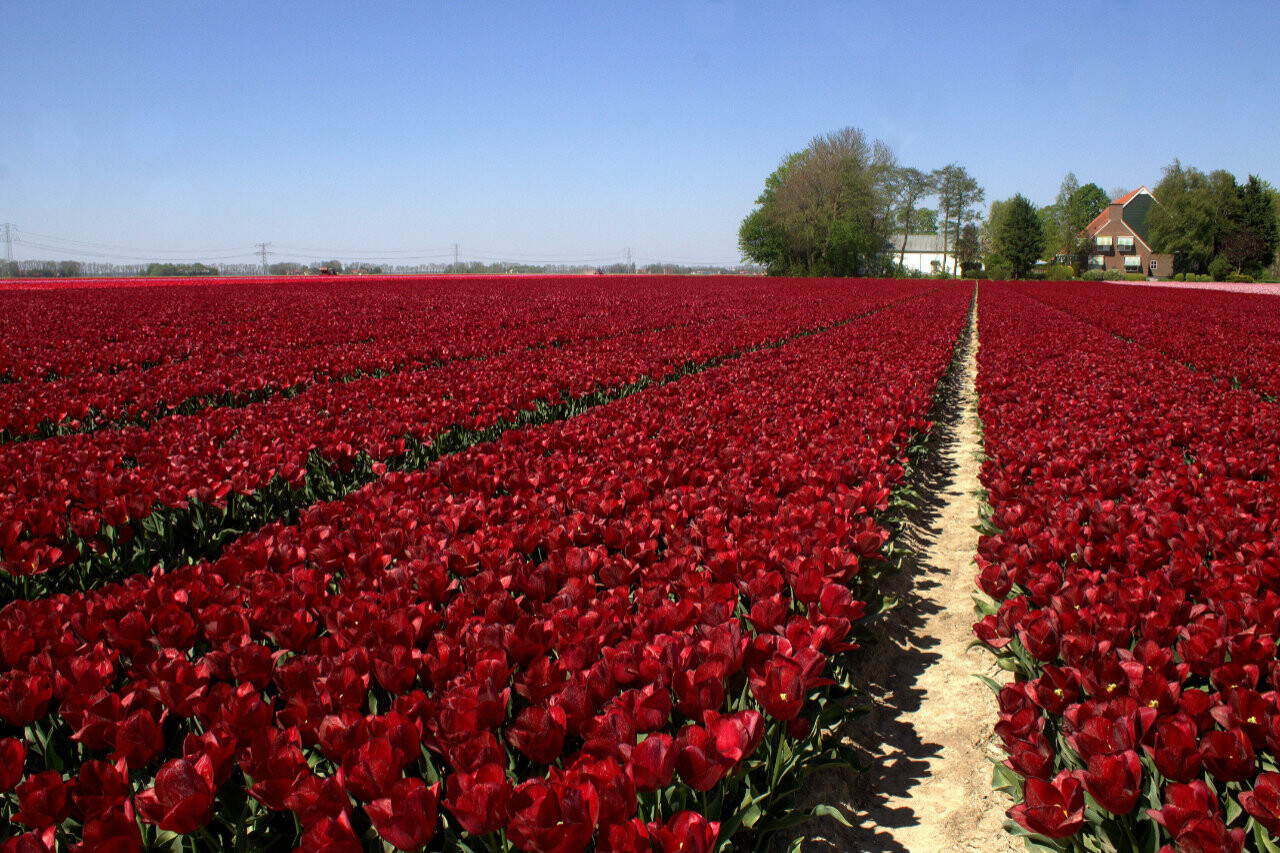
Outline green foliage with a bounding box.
[1150,162,1280,276]
[902,206,938,234]
[1123,272,1146,281]
[1226,272,1255,282]
[1037,174,1110,264]
[738,129,903,276]
[1149,160,1216,273]
[1209,254,1233,281]
[993,194,1045,279]
[144,262,219,276]
[1081,269,1107,281]
[955,223,981,273]
[935,163,984,276]
[1173,272,1185,281]
[1041,263,1074,281]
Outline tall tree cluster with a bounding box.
[738,127,983,277]
[1149,160,1279,276]
[1037,172,1110,268]
[935,164,984,276]
[985,194,1045,279]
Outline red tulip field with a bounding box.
[976,282,1280,851]
[3,275,1280,852]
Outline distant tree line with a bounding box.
[1,259,758,279]
[0,260,87,278]
[737,127,984,277]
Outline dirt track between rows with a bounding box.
[784,299,1018,852]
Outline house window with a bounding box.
[1095,236,1113,247]
[1123,254,1141,270]
[1117,236,1135,253]
[1089,255,1105,269]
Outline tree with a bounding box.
[980,198,1014,278]
[1149,161,1214,274]
[887,166,937,267]
[905,208,938,234]
[993,194,1044,279]
[738,128,899,276]
[955,223,981,274]
[935,164,984,275]
[1226,175,1278,275]
[1068,183,1110,232]
[1038,173,1110,267]
[737,152,801,275]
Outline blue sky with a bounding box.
[3,0,1278,267]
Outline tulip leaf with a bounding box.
[973,672,1004,696]
[809,803,854,827]
[1255,821,1280,853]
[1225,795,1242,824]
[991,763,1022,797]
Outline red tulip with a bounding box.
[749,655,805,721]
[0,736,26,792]
[1076,750,1142,816]
[72,803,143,853]
[14,770,70,830]
[110,707,165,768]
[1200,727,1255,783]
[506,704,568,765]
[70,759,131,821]
[444,762,512,836]
[703,709,764,766]
[1239,771,1280,836]
[136,756,217,834]
[342,736,404,802]
[595,818,652,853]
[674,725,730,791]
[298,814,363,853]
[1148,781,1245,853]
[1148,713,1203,782]
[506,772,600,853]
[365,777,439,851]
[650,811,719,853]
[629,733,676,792]
[0,671,53,726]
[1007,771,1084,839]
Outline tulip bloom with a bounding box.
[1007,771,1084,839]
[135,756,217,835]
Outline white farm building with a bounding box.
[887,234,952,275]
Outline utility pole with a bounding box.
[453,243,460,271]
[2,224,13,267]
[255,242,271,275]
[625,247,633,272]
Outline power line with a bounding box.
[4,226,745,270]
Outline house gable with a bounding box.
[1122,191,1156,244]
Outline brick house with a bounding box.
[1082,186,1174,278]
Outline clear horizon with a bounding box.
[3,0,1278,268]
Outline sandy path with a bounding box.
[783,298,1017,852]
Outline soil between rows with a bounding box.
[783,298,1018,852]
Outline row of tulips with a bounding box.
[1018,281,1280,400]
[0,283,972,851]
[973,282,1280,852]
[0,277,838,442]
[0,276,725,386]
[1,279,944,595]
